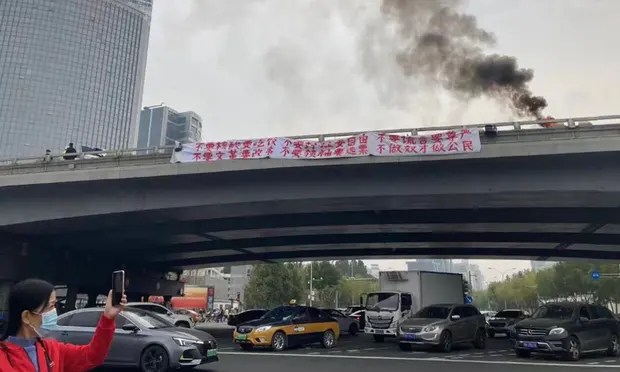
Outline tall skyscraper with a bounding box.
[0,0,152,159]
[138,105,203,147]
[531,260,556,272]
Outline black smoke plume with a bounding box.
[381,0,547,118]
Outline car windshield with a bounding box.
[532,305,574,320]
[415,306,451,319]
[495,310,522,318]
[366,293,399,311]
[260,306,300,322]
[125,310,173,329]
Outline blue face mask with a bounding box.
[41,308,58,330]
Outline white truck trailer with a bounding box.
[365,270,465,342]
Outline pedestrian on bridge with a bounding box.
[0,278,127,371]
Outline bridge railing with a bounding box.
[1,114,619,173]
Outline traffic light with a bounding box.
[462,279,471,295]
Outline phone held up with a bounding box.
[112,270,125,306]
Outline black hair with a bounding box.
[2,278,54,339]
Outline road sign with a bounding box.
[464,295,473,304]
[591,271,601,280]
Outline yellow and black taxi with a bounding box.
[233,305,340,351]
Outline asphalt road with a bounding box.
[196,353,619,372]
[102,324,620,371]
[199,324,620,371]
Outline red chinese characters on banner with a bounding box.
[173,128,481,163]
[186,137,275,162]
[373,128,478,156]
[376,133,428,155]
[275,133,372,160]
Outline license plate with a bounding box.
[405,334,416,341]
[375,330,384,334]
[524,342,537,349]
[236,334,247,341]
[207,349,217,357]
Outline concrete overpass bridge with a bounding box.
[1,115,620,289]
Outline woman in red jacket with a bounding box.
[0,278,126,371]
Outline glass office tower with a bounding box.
[0,0,152,158]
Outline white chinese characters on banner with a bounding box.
[171,128,481,163]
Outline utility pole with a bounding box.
[335,290,339,309]
[310,262,313,306]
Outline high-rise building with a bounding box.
[407,259,452,272]
[0,0,152,159]
[138,105,203,147]
[531,260,556,272]
[369,264,380,279]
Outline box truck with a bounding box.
[365,270,465,342]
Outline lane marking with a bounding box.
[219,351,620,368]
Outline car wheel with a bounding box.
[271,331,287,352]
[140,345,169,372]
[487,330,495,338]
[607,334,619,356]
[565,336,581,361]
[439,331,453,353]
[322,329,336,349]
[176,321,190,328]
[348,323,359,336]
[240,344,253,351]
[515,349,531,358]
[399,343,412,351]
[373,335,385,342]
[473,328,487,349]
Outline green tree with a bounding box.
[478,262,620,312]
[244,263,305,308]
[306,261,342,290]
[338,278,379,307]
[333,260,371,278]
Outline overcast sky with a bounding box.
[142,0,619,283]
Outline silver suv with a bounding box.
[398,304,487,352]
[127,302,194,328]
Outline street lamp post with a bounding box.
[308,262,322,306]
[487,267,519,281]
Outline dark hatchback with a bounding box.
[513,302,619,361]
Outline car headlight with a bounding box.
[255,326,272,332]
[548,328,566,336]
[423,325,439,333]
[173,337,204,347]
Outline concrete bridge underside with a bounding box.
[1,150,620,273]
